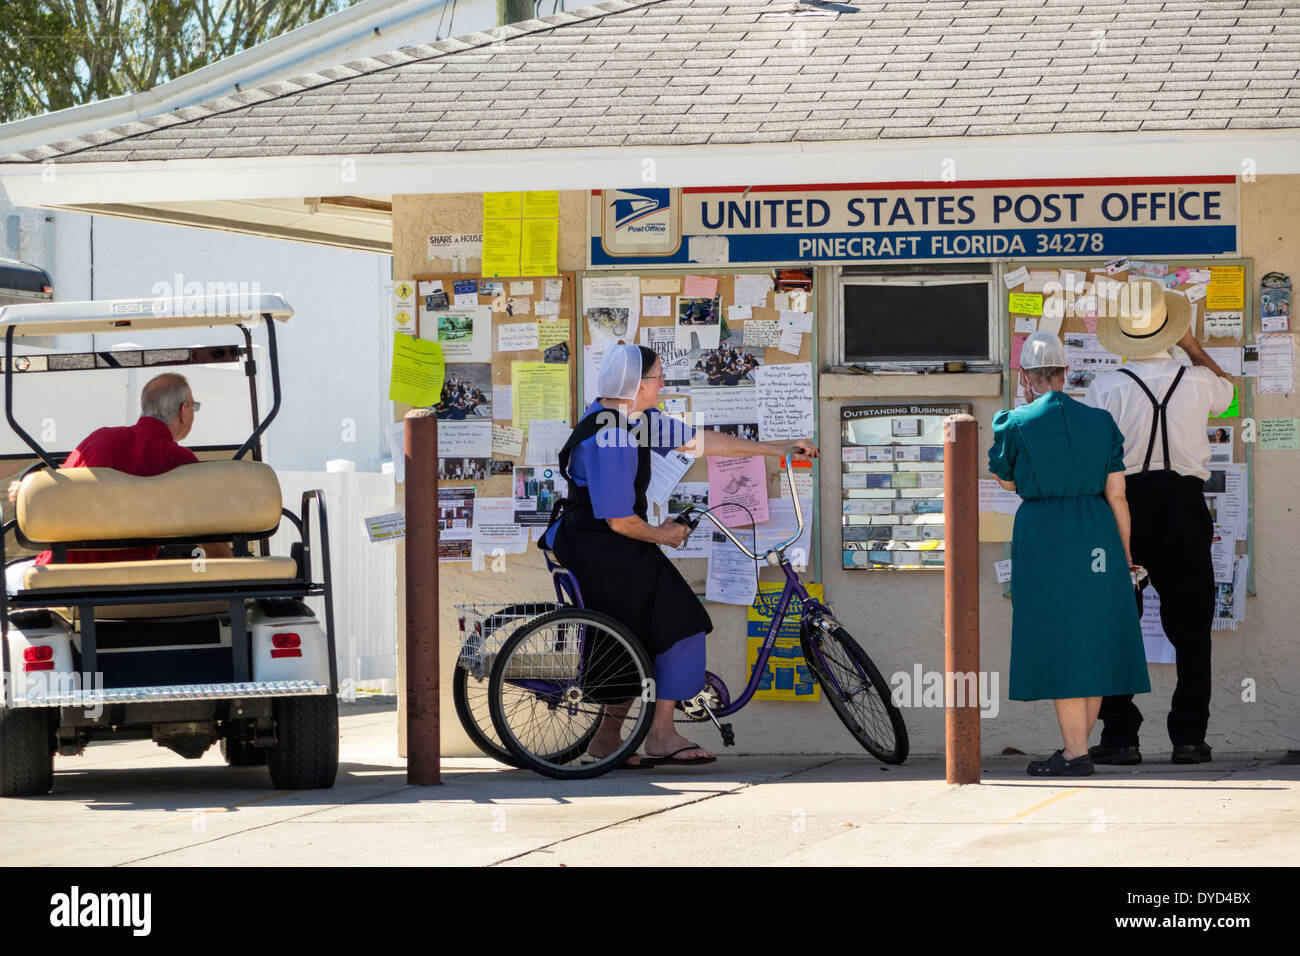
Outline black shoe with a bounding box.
[1027,750,1095,777]
[1171,743,1213,764]
[1088,744,1142,765]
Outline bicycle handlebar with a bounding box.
[675,454,805,562]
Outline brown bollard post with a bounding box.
[405,408,440,785]
[944,414,981,785]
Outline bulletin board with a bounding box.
[412,273,577,533]
[994,257,1256,608]
[575,268,822,594]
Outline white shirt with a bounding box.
[1083,355,1235,481]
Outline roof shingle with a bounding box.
[7,0,1298,164]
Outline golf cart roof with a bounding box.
[0,294,292,337]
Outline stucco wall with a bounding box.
[392,179,1298,758]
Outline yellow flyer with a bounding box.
[746,582,823,701]
[511,361,570,436]
[1207,266,1244,311]
[521,217,558,276]
[483,192,522,219]
[522,190,559,219]
[538,319,570,351]
[1008,292,1043,316]
[482,219,522,277]
[388,333,445,407]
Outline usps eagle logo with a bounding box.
[611,189,671,230]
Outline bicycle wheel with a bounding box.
[488,608,655,779]
[453,603,567,768]
[801,619,909,764]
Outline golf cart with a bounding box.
[0,294,339,795]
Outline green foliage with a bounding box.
[0,0,363,123]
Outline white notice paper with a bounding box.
[492,385,512,419]
[525,420,572,466]
[583,276,641,346]
[385,421,405,483]
[978,480,1022,516]
[583,344,607,405]
[1204,347,1243,377]
[706,531,758,605]
[640,325,692,387]
[1140,586,1177,664]
[491,424,524,457]
[779,311,813,333]
[994,559,1012,584]
[1003,266,1030,289]
[691,387,759,426]
[363,508,405,543]
[1210,525,1234,584]
[660,481,710,558]
[643,295,671,317]
[743,320,780,348]
[778,325,803,355]
[438,421,492,459]
[733,273,775,307]
[755,363,814,441]
[648,450,694,507]
[1257,333,1295,394]
[727,305,753,322]
[756,495,813,570]
[471,497,528,570]
[498,322,540,352]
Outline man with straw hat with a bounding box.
[1084,278,1235,766]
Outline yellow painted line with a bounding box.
[996,787,1086,825]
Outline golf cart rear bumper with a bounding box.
[7,679,330,708]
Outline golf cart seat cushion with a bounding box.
[17,460,282,545]
[22,556,298,591]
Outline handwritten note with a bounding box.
[755,363,814,441]
[1260,418,1299,450]
[498,322,539,352]
[491,424,524,457]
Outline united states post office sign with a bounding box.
[588,178,1239,268]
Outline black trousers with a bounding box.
[1099,471,1215,748]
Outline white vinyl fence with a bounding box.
[270,460,396,691]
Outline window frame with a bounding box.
[832,267,1002,372]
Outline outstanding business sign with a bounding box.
[588,178,1239,268]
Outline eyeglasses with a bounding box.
[188,400,202,412]
[641,374,665,382]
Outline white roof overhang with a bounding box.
[4,127,1299,250]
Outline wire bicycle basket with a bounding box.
[454,601,563,680]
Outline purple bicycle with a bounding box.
[483,457,909,779]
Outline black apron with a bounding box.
[541,405,712,660]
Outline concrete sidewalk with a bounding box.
[2,698,1295,867]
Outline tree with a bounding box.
[0,0,364,124]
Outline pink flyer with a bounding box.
[706,455,770,527]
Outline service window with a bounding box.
[834,266,1000,370]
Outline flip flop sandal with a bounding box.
[582,752,659,770]
[643,744,717,766]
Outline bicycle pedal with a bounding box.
[719,723,735,747]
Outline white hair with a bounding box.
[140,373,191,422]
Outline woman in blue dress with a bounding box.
[543,344,818,766]
[988,332,1150,776]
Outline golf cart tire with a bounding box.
[0,707,54,797]
[267,695,338,789]
[221,735,269,767]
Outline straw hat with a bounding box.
[1095,277,1192,359]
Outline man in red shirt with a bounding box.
[8,373,229,566]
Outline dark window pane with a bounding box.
[843,282,989,362]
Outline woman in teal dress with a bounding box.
[988,332,1150,777]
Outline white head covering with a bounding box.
[1019,331,1067,370]
[597,344,645,400]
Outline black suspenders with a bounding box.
[1118,365,1187,473]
